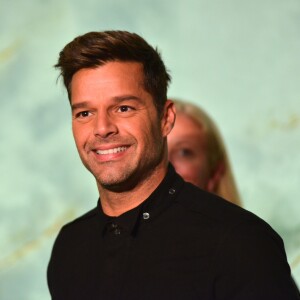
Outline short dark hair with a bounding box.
[55,30,171,114]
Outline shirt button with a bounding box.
[169,188,176,195]
[109,223,118,231]
[114,228,121,235]
[143,212,150,220]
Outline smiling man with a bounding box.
[47,31,300,300]
[70,61,172,216]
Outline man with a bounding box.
[48,31,299,300]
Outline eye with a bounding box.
[178,148,194,157]
[117,105,134,113]
[75,111,91,118]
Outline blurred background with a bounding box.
[1,0,299,298]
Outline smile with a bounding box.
[96,146,128,155]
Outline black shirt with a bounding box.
[48,165,300,300]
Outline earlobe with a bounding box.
[161,100,176,137]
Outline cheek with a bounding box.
[138,119,163,148]
[194,159,211,182]
[172,161,198,180]
[72,124,80,141]
[171,159,210,189]
[72,124,89,148]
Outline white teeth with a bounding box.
[96,147,127,155]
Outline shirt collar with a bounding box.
[96,163,184,236]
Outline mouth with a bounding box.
[95,146,128,155]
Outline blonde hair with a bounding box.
[172,99,241,206]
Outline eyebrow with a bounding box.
[71,95,143,111]
[71,101,90,111]
[113,95,141,102]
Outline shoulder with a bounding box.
[175,181,253,221]
[174,181,282,244]
[63,206,99,229]
[174,183,300,297]
[53,206,99,246]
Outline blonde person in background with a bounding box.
[168,99,241,206]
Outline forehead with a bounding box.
[70,61,146,100]
[173,113,205,137]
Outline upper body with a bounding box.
[48,165,300,300]
[48,30,299,299]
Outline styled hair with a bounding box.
[55,30,171,114]
[172,99,241,206]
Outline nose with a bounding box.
[93,113,118,138]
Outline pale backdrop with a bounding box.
[1,0,299,298]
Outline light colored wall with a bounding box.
[1,0,299,298]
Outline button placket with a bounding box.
[109,222,122,235]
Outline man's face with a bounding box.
[71,62,171,192]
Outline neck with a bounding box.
[98,162,168,217]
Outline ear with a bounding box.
[206,161,225,193]
[161,100,176,137]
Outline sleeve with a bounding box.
[212,219,300,300]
